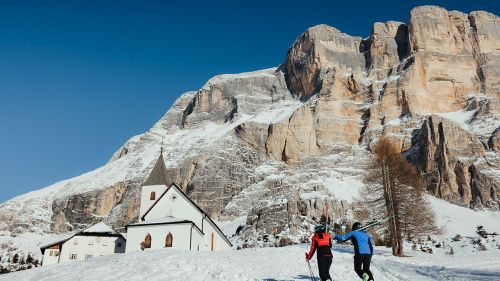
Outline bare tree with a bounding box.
[361,137,438,257]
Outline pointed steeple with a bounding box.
[142,150,170,186]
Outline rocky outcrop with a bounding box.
[411,115,499,209]
[285,24,366,98]
[489,128,500,151]
[50,181,140,233]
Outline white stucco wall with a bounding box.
[200,217,232,251]
[139,185,232,251]
[140,185,167,218]
[125,223,203,253]
[42,247,61,266]
[144,187,203,228]
[56,235,126,264]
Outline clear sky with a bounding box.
[0,0,498,203]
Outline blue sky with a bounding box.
[0,0,498,203]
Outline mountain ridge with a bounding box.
[0,5,499,270]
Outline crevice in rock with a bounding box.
[181,95,196,128]
[224,97,238,122]
[358,109,371,144]
[395,24,409,61]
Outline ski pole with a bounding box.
[306,260,315,281]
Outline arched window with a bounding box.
[150,192,156,200]
[165,233,173,248]
[144,234,152,249]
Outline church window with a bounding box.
[165,233,173,247]
[144,234,152,249]
[150,192,156,200]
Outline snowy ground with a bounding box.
[1,243,499,281]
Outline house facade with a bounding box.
[125,151,232,253]
[40,222,126,266]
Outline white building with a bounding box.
[40,222,126,266]
[125,151,232,253]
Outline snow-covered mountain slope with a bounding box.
[2,244,500,281]
[1,5,499,274]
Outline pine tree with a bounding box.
[26,255,33,264]
[361,137,439,257]
[12,254,19,264]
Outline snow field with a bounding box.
[2,243,500,281]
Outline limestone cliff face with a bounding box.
[0,6,499,260]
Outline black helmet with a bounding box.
[315,224,326,233]
[352,222,362,231]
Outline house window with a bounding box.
[144,234,152,249]
[165,233,173,248]
[54,251,59,257]
[49,250,53,256]
[73,239,78,245]
[85,254,93,260]
[69,254,77,260]
[150,192,156,200]
[88,239,93,245]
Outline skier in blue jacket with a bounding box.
[335,222,374,281]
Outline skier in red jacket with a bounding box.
[306,223,333,281]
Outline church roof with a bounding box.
[128,216,189,226]
[40,222,123,254]
[82,222,117,234]
[142,151,171,186]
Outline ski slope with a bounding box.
[1,243,500,281]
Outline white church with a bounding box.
[40,150,232,265]
[124,150,232,252]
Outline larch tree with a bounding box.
[361,137,439,257]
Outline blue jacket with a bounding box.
[335,230,373,255]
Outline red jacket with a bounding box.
[306,232,332,260]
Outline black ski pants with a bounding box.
[317,255,332,281]
[354,254,374,280]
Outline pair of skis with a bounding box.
[357,215,392,231]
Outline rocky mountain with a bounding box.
[0,5,499,266]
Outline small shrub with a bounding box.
[477,226,488,238]
[447,247,454,255]
[452,234,463,242]
[263,234,269,242]
[278,237,293,247]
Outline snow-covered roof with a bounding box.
[127,216,190,226]
[82,222,117,234]
[40,222,123,254]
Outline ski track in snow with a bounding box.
[2,244,500,281]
